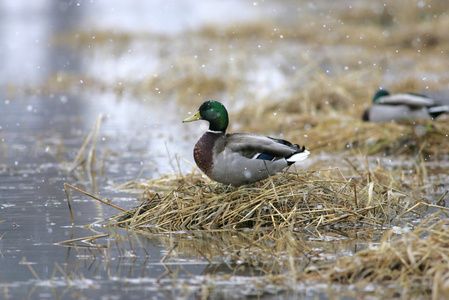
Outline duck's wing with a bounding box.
[377,93,436,107]
[222,133,303,160]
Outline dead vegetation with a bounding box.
[122,213,449,299]
[108,168,438,232]
[311,217,449,298]
[299,117,449,155]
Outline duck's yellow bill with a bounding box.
[183,111,202,123]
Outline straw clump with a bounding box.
[301,117,449,155]
[111,168,428,231]
[310,218,449,298]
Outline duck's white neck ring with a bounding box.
[207,129,224,134]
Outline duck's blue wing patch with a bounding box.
[256,153,275,161]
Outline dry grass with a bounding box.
[309,217,449,298]
[139,214,449,298]
[109,166,437,231]
[301,117,449,155]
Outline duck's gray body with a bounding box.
[364,104,431,123]
[194,131,309,186]
[363,90,449,123]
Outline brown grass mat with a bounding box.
[110,168,438,231]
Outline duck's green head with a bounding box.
[183,100,229,132]
[373,89,390,103]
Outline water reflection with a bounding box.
[21,227,366,299]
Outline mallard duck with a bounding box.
[183,101,310,186]
[362,89,449,123]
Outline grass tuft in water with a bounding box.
[108,166,442,231]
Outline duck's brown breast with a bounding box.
[193,131,223,176]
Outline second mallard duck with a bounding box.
[183,101,310,186]
[362,89,449,123]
